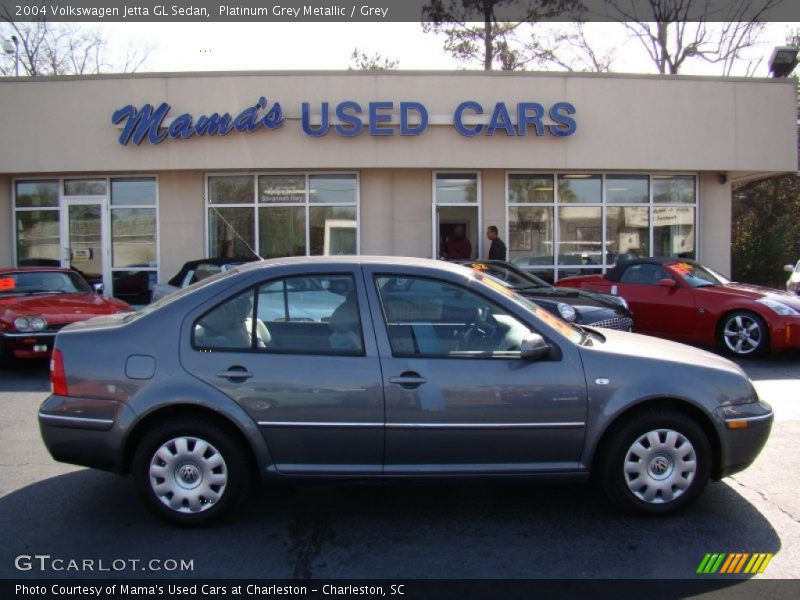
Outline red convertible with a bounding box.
[0,267,133,364]
[556,257,800,357]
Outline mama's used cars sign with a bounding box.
[112,97,576,145]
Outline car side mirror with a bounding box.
[520,332,550,361]
[92,283,104,294]
[657,278,677,288]
[785,265,795,273]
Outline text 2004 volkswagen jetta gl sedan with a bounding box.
[39,257,773,525]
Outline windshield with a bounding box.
[0,271,91,295]
[669,262,730,288]
[467,262,548,289]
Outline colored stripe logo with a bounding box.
[697,553,774,574]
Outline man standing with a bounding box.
[442,224,473,259]
[486,226,507,261]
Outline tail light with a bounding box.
[50,349,69,396]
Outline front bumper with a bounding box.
[38,394,136,473]
[583,314,634,332]
[1,331,56,358]
[716,401,774,478]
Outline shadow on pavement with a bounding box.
[0,469,781,580]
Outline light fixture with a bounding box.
[2,35,19,76]
[769,46,799,77]
[717,172,727,185]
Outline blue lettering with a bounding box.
[548,102,577,137]
[168,114,194,139]
[335,101,364,137]
[487,102,516,136]
[453,101,483,136]
[262,102,283,128]
[192,113,233,136]
[112,103,170,145]
[400,102,428,136]
[369,101,394,136]
[517,102,545,136]
[302,102,329,136]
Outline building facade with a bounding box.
[0,70,796,302]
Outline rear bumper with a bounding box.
[38,394,134,473]
[716,401,774,478]
[1,331,56,358]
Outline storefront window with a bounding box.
[435,173,478,204]
[606,206,649,262]
[111,178,157,206]
[15,210,61,264]
[557,174,601,203]
[15,180,58,208]
[208,175,254,204]
[112,208,157,268]
[653,206,695,258]
[508,207,554,265]
[509,174,554,204]
[64,179,107,196]
[606,175,649,204]
[207,173,358,258]
[653,175,696,204]
[558,206,602,266]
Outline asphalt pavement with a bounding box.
[0,352,798,580]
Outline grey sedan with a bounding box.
[39,257,773,525]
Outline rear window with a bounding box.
[0,271,90,294]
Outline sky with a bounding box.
[96,21,800,77]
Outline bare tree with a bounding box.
[1,18,150,76]
[349,48,399,70]
[523,22,617,72]
[600,0,782,75]
[422,0,582,71]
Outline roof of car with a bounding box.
[0,267,72,275]
[233,255,474,275]
[604,256,699,282]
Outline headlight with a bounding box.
[14,317,31,331]
[756,298,800,316]
[609,295,629,311]
[557,302,577,322]
[30,316,47,331]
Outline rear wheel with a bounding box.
[132,418,251,526]
[598,410,712,516]
[718,310,769,357]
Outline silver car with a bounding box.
[39,257,773,525]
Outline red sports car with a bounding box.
[556,257,800,357]
[0,267,133,364]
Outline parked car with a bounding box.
[455,260,633,331]
[557,257,800,357]
[150,257,259,302]
[786,260,800,295]
[39,257,772,525]
[0,267,133,365]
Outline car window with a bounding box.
[669,262,729,288]
[375,275,531,359]
[193,289,257,351]
[0,271,90,294]
[620,264,672,286]
[255,274,364,355]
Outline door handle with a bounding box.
[389,372,427,388]
[217,366,253,381]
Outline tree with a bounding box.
[0,18,150,76]
[600,0,782,75]
[422,0,581,71]
[522,22,617,72]
[348,48,399,70]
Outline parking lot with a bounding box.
[1,353,799,580]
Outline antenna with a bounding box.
[205,196,263,260]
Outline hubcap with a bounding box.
[149,436,228,514]
[624,429,696,504]
[723,315,762,355]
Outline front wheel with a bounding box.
[718,311,769,357]
[132,418,251,526]
[598,410,712,516]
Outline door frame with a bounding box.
[431,171,482,260]
[60,197,111,296]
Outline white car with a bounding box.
[786,261,800,295]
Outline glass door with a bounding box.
[62,199,110,294]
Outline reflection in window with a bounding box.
[65,179,107,196]
[15,181,59,208]
[309,174,357,204]
[111,178,157,206]
[606,175,649,204]
[112,270,156,305]
[259,206,306,258]
[310,206,357,255]
[508,206,553,265]
[112,208,156,268]
[557,174,601,203]
[508,174,554,203]
[558,207,602,265]
[259,175,306,204]
[653,175,695,204]
[435,173,478,204]
[653,207,695,258]
[208,175,254,204]
[16,210,61,264]
[208,207,256,258]
[606,206,649,263]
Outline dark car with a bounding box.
[557,257,800,357]
[39,257,772,525]
[150,257,259,302]
[0,267,133,365]
[456,260,633,331]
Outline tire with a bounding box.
[718,310,769,357]
[598,410,712,516]
[132,417,251,526]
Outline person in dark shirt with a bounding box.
[486,226,507,261]
[442,225,472,259]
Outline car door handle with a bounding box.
[389,372,427,388]
[217,366,253,381]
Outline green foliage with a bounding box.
[732,174,800,287]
